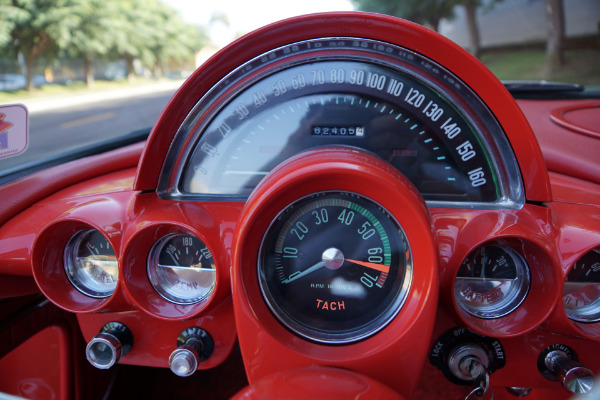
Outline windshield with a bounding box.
[0,0,598,181]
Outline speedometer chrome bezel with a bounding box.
[157,37,524,210]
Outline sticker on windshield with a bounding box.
[0,104,28,160]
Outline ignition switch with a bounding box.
[85,321,133,369]
[538,344,594,395]
[430,327,505,398]
[169,327,214,377]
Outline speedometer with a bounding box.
[159,37,523,208]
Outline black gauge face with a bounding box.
[454,245,530,319]
[161,38,523,208]
[563,249,600,323]
[258,192,412,343]
[147,233,216,305]
[64,229,118,298]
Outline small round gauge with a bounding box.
[563,249,600,323]
[454,244,530,319]
[147,233,216,305]
[64,229,119,298]
[259,191,412,343]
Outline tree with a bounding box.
[63,0,122,87]
[351,0,459,32]
[0,2,27,50]
[145,2,206,78]
[545,0,565,75]
[7,0,76,91]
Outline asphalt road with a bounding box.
[0,84,179,174]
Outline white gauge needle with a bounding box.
[157,263,214,272]
[283,261,325,284]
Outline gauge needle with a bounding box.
[283,261,325,284]
[157,264,215,271]
[346,259,390,274]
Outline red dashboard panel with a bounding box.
[0,12,599,400]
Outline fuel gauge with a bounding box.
[454,245,530,319]
[147,233,216,305]
[563,249,600,323]
[64,229,118,298]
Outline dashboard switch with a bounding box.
[169,327,214,377]
[538,344,594,394]
[85,322,133,369]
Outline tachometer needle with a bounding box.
[283,261,325,284]
[346,259,390,274]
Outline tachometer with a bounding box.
[159,37,523,208]
[258,191,412,343]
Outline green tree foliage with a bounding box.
[351,0,503,58]
[3,0,77,90]
[1,0,206,90]
[350,0,459,31]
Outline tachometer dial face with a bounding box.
[161,38,523,208]
[454,245,530,319]
[64,229,118,298]
[259,192,412,343]
[147,233,216,305]
[563,249,600,323]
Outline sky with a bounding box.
[162,0,355,47]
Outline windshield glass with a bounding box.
[1,0,598,181]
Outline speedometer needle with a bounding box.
[346,259,390,274]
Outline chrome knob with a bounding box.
[86,322,133,369]
[544,350,594,394]
[168,327,213,377]
[169,345,200,377]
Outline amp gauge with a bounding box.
[454,244,530,319]
[563,248,600,323]
[147,233,216,305]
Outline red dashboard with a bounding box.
[1,12,599,400]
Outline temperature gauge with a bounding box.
[454,245,530,319]
[563,249,600,323]
[147,233,216,305]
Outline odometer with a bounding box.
[160,37,523,209]
[258,192,412,343]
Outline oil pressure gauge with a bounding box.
[147,233,216,305]
[454,244,530,319]
[563,248,600,323]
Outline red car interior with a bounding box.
[0,12,598,400]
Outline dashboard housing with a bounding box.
[0,12,599,400]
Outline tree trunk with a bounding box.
[465,1,481,58]
[545,0,565,75]
[125,55,136,82]
[24,52,35,92]
[84,54,95,88]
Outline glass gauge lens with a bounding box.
[147,233,216,305]
[563,249,600,323]
[454,245,530,319]
[64,229,118,298]
[164,38,523,208]
[259,192,412,344]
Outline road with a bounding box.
[0,83,180,175]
